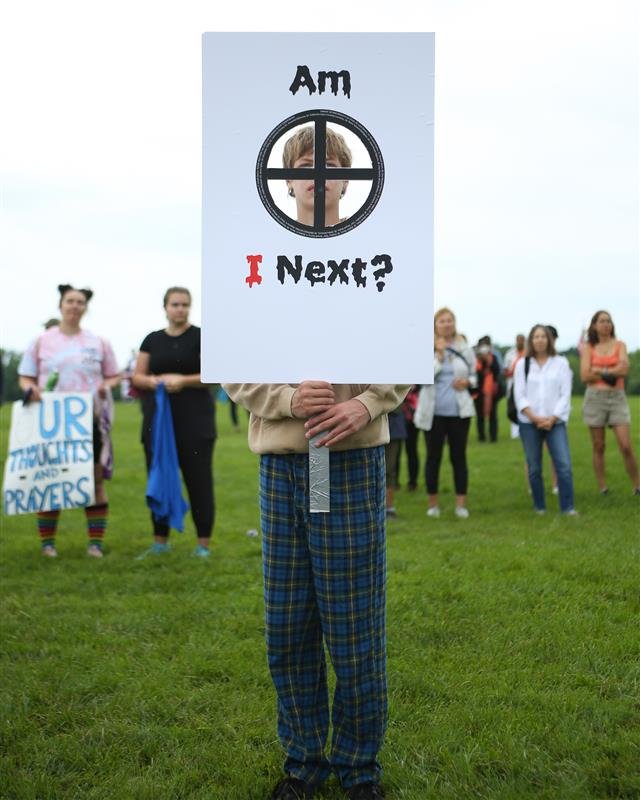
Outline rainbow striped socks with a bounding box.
[85,503,108,550]
[37,510,60,550]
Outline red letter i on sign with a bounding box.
[245,254,263,287]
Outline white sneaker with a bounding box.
[87,545,104,558]
[454,507,470,519]
[41,545,58,558]
[563,509,579,517]
[426,506,441,518]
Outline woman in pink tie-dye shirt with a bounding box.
[18,284,121,558]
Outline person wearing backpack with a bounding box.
[514,325,577,515]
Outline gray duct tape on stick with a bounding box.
[309,433,330,513]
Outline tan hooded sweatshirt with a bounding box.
[223,383,410,455]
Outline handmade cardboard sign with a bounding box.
[3,393,95,515]
[202,32,434,383]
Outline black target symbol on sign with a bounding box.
[256,110,384,238]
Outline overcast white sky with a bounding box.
[1,0,638,367]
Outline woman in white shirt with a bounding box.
[514,325,577,515]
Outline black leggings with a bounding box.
[474,397,498,442]
[143,435,215,538]
[402,419,420,488]
[424,416,470,495]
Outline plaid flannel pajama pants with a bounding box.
[259,446,387,789]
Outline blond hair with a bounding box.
[434,307,457,338]
[283,126,352,169]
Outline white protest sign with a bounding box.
[3,393,95,515]
[202,32,434,384]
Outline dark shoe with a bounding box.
[345,782,385,799]
[270,776,313,799]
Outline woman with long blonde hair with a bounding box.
[414,308,476,518]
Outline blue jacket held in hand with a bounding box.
[145,383,188,532]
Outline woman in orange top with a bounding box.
[580,310,640,495]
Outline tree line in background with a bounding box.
[1,347,640,405]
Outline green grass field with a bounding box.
[1,398,639,800]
